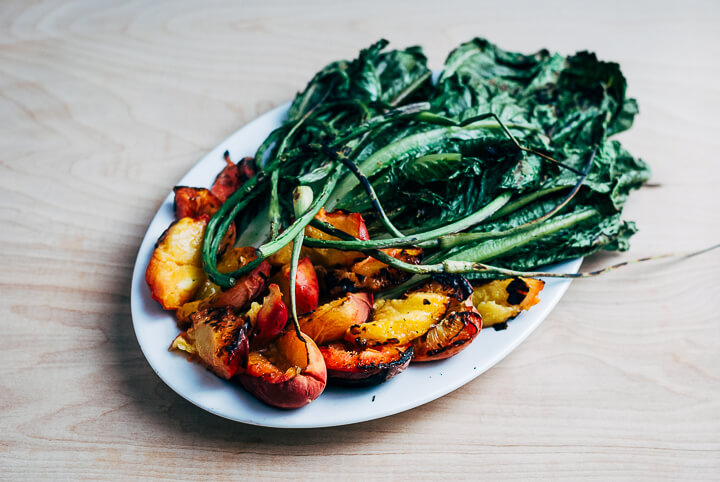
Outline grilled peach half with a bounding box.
[299,292,372,345]
[270,257,319,315]
[326,248,423,296]
[345,291,450,347]
[315,208,369,240]
[320,342,413,386]
[304,208,369,267]
[271,208,371,268]
[269,208,371,268]
[146,216,208,310]
[170,307,249,380]
[173,186,222,219]
[210,153,255,202]
[238,331,327,409]
[472,277,544,328]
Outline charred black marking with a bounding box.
[429,274,474,301]
[506,278,529,305]
[492,322,509,331]
[422,298,431,305]
[326,272,358,294]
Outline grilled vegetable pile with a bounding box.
[146,38,650,408]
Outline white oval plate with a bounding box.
[130,102,581,428]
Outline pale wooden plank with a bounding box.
[1,0,719,479]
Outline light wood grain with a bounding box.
[1,0,719,479]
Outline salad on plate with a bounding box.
[144,38,649,409]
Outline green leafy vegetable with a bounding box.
[201,37,651,293]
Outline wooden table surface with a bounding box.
[2,0,719,479]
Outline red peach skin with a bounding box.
[239,331,327,409]
[271,258,319,315]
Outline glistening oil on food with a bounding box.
[143,38,649,410]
